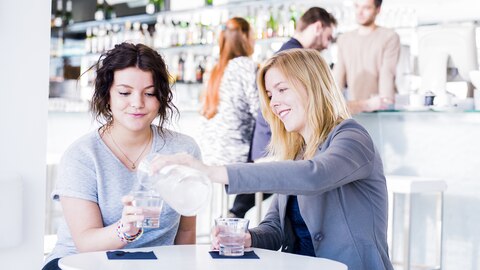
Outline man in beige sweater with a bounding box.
[334,0,400,114]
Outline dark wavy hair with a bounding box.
[87,42,177,135]
[297,7,337,32]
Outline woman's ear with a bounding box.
[315,21,324,35]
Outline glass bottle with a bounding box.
[105,4,116,20]
[266,6,278,38]
[288,5,297,37]
[53,0,64,28]
[177,53,185,83]
[95,0,105,21]
[65,0,73,26]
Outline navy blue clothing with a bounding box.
[251,38,304,160]
[277,37,304,52]
[286,196,316,257]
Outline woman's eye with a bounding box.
[118,91,129,96]
[145,92,156,97]
[279,88,287,93]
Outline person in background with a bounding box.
[43,43,198,270]
[150,49,393,270]
[334,0,400,114]
[198,17,258,217]
[229,7,337,219]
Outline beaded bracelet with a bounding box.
[116,220,144,243]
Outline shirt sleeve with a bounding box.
[249,194,283,250]
[51,144,98,203]
[226,122,376,195]
[333,35,347,93]
[378,32,401,100]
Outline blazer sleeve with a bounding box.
[249,194,283,250]
[333,35,347,92]
[226,121,376,196]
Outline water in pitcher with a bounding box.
[137,154,212,217]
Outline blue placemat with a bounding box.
[209,250,259,259]
[106,250,157,260]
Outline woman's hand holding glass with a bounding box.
[210,225,252,251]
[119,195,144,235]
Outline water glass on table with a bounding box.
[215,218,249,256]
[132,190,163,228]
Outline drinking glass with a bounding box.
[132,190,163,228]
[215,218,249,256]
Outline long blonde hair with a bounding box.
[257,49,351,160]
[201,17,254,119]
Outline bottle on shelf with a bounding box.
[142,23,153,47]
[105,4,116,20]
[65,0,73,26]
[288,4,297,37]
[255,6,268,39]
[104,24,113,51]
[85,27,92,54]
[123,21,133,43]
[183,51,196,83]
[170,20,179,47]
[110,24,120,48]
[176,53,185,83]
[146,0,164,15]
[53,0,64,28]
[154,16,169,48]
[195,56,206,83]
[96,25,106,53]
[91,27,99,54]
[95,0,105,21]
[276,5,287,38]
[266,6,278,38]
[131,21,144,45]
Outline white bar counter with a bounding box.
[354,110,480,270]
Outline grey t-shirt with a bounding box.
[45,126,201,264]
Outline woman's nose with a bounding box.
[269,95,280,108]
[130,93,144,109]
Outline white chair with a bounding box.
[386,175,447,270]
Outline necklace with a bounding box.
[108,128,152,170]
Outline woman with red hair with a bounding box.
[199,17,258,168]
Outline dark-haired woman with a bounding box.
[43,43,199,270]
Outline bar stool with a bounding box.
[386,175,447,270]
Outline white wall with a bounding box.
[382,0,480,24]
[0,0,50,269]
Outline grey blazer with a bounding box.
[226,119,393,270]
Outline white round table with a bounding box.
[59,244,347,270]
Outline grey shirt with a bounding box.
[226,119,393,270]
[45,126,201,264]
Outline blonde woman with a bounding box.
[151,49,393,270]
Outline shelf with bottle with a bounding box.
[52,0,313,36]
